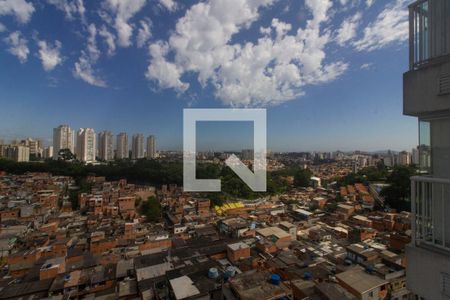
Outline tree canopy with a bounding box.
[140,196,161,222]
[381,165,416,212]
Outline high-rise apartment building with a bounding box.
[132,134,144,159]
[404,1,450,298]
[98,131,114,161]
[146,135,156,159]
[4,145,30,162]
[398,151,411,166]
[411,147,420,165]
[22,138,43,158]
[53,125,75,159]
[43,146,53,159]
[116,133,129,159]
[241,149,253,160]
[76,128,96,163]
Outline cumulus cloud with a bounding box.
[159,0,177,12]
[73,53,107,87]
[99,25,116,56]
[47,0,85,20]
[146,0,348,107]
[4,31,29,63]
[86,23,100,61]
[136,19,151,48]
[0,0,35,23]
[37,40,63,71]
[353,0,408,51]
[360,63,373,70]
[335,12,361,46]
[73,23,107,87]
[103,0,147,48]
[146,41,189,91]
[366,0,375,8]
[0,22,5,32]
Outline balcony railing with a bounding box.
[411,176,450,251]
[409,0,430,70]
[409,0,450,70]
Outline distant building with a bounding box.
[53,125,75,159]
[132,134,144,159]
[146,135,156,159]
[43,146,53,159]
[98,131,114,161]
[76,128,96,163]
[398,151,411,166]
[411,147,419,165]
[22,138,43,158]
[116,133,128,159]
[383,156,393,167]
[310,176,321,188]
[241,149,253,160]
[336,267,388,300]
[5,145,30,162]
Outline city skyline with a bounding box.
[0,0,416,151]
[0,122,420,154]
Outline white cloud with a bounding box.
[73,52,107,87]
[146,41,189,91]
[4,31,29,63]
[37,40,63,71]
[73,23,107,87]
[47,0,85,20]
[146,0,348,107]
[136,19,151,48]
[353,0,408,51]
[87,23,100,61]
[0,0,34,23]
[366,0,375,8]
[159,0,177,12]
[99,25,116,56]
[0,22,6,32]
[271,18,291,39]
[360,63,373,70]
[335,12,361,46]
[104,0,147,47]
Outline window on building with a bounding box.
[418,120,431,174]
[412,0,430,68]
[443,273,450,296]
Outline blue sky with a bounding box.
[0,0,417,152]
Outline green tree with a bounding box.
[140,196,161,222]
[325,201,338,213]
[58,148,76,161]
[294,169,313,188]
[381,166,416,212]
[206,193,226,207]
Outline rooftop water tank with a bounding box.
[225,266,236,278]
[270,274,281,285]
[208,268,219,279]
[303,272,312,280]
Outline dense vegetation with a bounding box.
[140,196,161,222]
[335,165,389,187]
[0,158,183,185]
[0,158,313,204]
[380,166,417,212]
[337,164,416,212]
